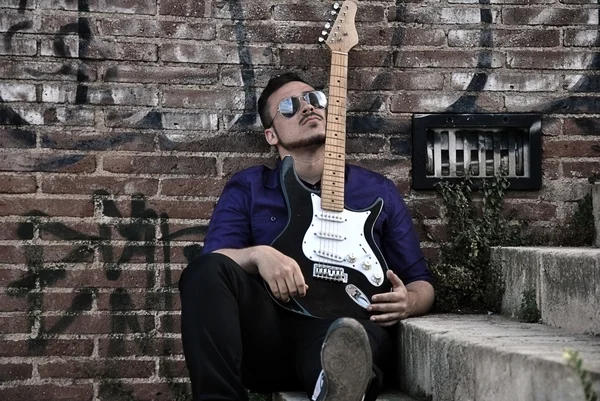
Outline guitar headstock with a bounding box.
[319,1,359,53]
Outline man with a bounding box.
[179,73,434,401]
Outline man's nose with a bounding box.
[300,99,315,113]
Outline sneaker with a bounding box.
[313,318,372,401]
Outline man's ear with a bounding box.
[264,128,278,146]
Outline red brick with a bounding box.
[161,269,184,289]
[99,382,190,401]
[145,200,215,220]
[280,48,392,68]
[563,118,600,136]
[503,200,557,220]
[0,363,33,381]
[543,160,561,180]
[0,221,33,239]
[211,2,270,19]
[0,128,35,148]
[39,360,154,379]
[0,174,37,193]
[0,339,94,357]
[0,315,30,334]
[48,270,152,289]
[544,139,600,158]
[98,337,183,357]
[41,292,93,311]
[42,176,159,196]
[507,51,591,69]
[349,70,444,91]
[160,314,181,333]
[42,314,154,334]
[395,50,504,68]
[0,293,30,312]
[274,4,385,22]
[0,269,26,287]
[41,131,155,151]
[160,0,205,16]
[0,385,93,401]
[448,29,560,48]
[503,8,596,25]
[0,38,36,56]
[406,198,443,219]
[159,132,269,153]
[159,360,188,378]
[359,27,446,47]
[97,291,180,311]
[103,155,217,175]
[0,153,95,173]
[562,161,600,179]
[160,43,273,65]
[348,159,411,179]
[0,244,95,264]
[41,39,157,62]
[103,65,218,85]
[162,89,245,109]
[391,93,504,113]
[219,24,321,44]
[222,156,277,177]
[161,177,226,197]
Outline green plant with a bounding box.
[562,193,595,246]
[564,349,598,401]
[518,288,541,323]
[248,391,271,401]
[431,175,522,313]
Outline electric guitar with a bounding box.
[268,0,391,319]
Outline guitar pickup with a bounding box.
[313,263,348,283]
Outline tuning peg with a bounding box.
[322,30,328,36]
[331,10,337,15]
[333,2,340,9]
[324,22,331,29]
[319,37,325,42]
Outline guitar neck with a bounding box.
[321,51,348,212]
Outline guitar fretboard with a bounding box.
[321,51,348,212]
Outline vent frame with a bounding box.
[412,113,542,190]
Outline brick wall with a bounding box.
[0,0,598,399]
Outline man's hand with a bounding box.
[367,270,411,327]
[252,246,308,302]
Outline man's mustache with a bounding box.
[300,113,323,125]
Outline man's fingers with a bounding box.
[370,312,400,324]
[368,302,403,313]
[293,273,308,297]
[387,270,405,288]
[276,279,290,302]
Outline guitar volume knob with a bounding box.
[346,253,357,263]
[362,260,372,270]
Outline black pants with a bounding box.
[179,253,394,401]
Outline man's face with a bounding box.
[264,81,327,152]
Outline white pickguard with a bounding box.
[302,193,385,287]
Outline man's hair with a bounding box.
[257,72,312,129]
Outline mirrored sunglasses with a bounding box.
[272,91,327,123]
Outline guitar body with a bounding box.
[268,156,390,319]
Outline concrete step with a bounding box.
[492,246,600,334]
[273,391,416,401]
[398,314,600,401]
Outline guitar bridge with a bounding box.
[313,263,348,283]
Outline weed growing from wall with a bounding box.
[562,193,595,247]
[564,349,599,401]
[431,175,523,313]
[518,288,541,323]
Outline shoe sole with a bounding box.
[319,318,372,401]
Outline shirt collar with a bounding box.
[263,157,350,189]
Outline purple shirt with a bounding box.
[202,160,432,285]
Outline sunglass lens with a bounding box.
[279,97,299,118]
[307,91,327,108]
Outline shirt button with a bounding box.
[271,216,276,221]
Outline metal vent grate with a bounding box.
[412,114,542,190]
